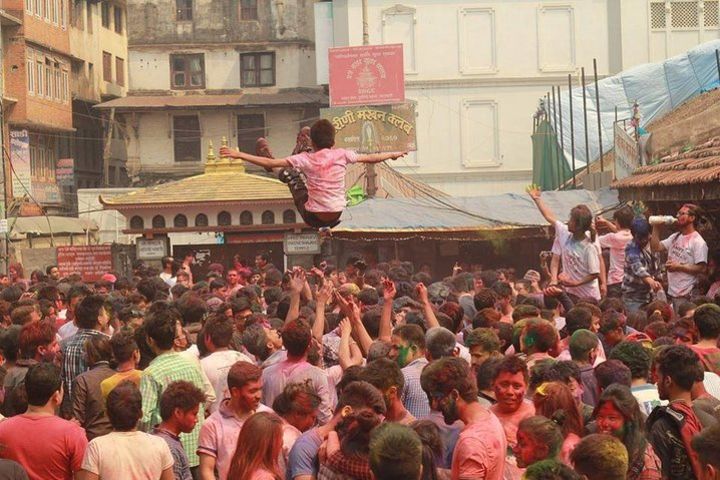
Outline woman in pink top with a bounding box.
[532,382,584,465]
[219,120,406,230]
[227,412,284,480]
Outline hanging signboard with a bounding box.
[320,102,417,153]
[329,44,405,107]
[9,130,31,199]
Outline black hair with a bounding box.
[25,363,61,406]
[106,381,143,431]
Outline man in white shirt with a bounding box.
[529,187,602,301]
[200,315,253,414]
[651,203,708,309]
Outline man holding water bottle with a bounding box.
[650,204,708,311]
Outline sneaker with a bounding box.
[278,168,301,184]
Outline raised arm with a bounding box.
[356,151,407,164]
[416,283,439,329]
[379,279,396,342]
[527,185,557,225]
[218,146,290,169]
[650,224,666,253]
[285,269,305,325]
[313,282,334,343]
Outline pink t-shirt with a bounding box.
[197,402,274,480]
[451,410,506,480]
[599,230,633,285]
[0,413,87,480]
[287,148,359,213]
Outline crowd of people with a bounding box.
[0,192,717,480]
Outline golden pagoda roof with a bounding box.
[100,140,292,209]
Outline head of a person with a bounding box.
[692,424,720,480]
[75,294,109,330]
[271,382,321,433]
[110,327,140,366]
[630,216,652,247]
[420,357,477,425]
[228,412,284,480]
[465,327,502,369]
[242,323,282,361]
[104,380,142,431]
[598,310,626,347]
[473,288,497,311]
[612,206,634,230]
[565,306,594,335]
[144,305,182,353]
[533,381,584,438]
[523,460,582,480]
[515,416,564,468]
[425,327,458,361]
[227,361,263,412]
[594,359,632,392]
[203,314,234,352]
[472,307,502,329]
[677,203,703,229]
[46,265,60,281]
[159,380,206,434]
[570,434,629,480]
[568,204,594,237]
[369,423,423,480]
[310,119,335,150]
[19,320,58,362]
[608,340,651,381]
[25,362,62,408]
[359,357,405,412]
[335,381,386,456]
[281,319,312,358]
[83,335,112,367]
[391,324,426,368]
[594,384,646,459]
[492,355,529,414]
[520,319,559,355]
[408,420,443,480]
[694,303,720,341]
[654,344,703,400]
[568,329,599,364]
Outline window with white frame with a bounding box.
[44,59,52,97]
[54,63,61,100]
[36,60,43,96]
[27,52,35,95]
[61,69,68,103]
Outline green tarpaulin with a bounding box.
[532,120,573,190]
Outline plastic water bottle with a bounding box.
[649,215,677,225]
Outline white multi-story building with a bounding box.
[322,0,720,196]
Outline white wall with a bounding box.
[328,0,720,196]
[77,188,135,244]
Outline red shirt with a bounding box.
[0,413,87,480]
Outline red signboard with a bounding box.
[57,245,113,282]
[329,44,405,107]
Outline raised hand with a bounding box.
[526,184,542,200]
[219,146,241,159]
[382,279,397,302]
[416,282,429,304]
[316,281,334,305]
[339,318,352,339]
[290,268,306,293]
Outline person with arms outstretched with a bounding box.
[219,119,406,230]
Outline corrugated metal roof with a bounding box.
[8,216,98,239]
[94,89,327,110]
[614,137,720,189]
[335,189,620,234]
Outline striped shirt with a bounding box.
[401,357,430,418]
[139,352,205,467]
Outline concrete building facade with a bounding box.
[324,0,720,196]
[1,0,72,213]
[69,0,129,197]
[96,0,326,184]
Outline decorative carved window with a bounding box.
[240,211,253,225]
[261,210,275,224]
[130,216,144,229]
[174,214,188,228]
[283,210,296,224]
[218,211,231,226]
[152,215,166,228]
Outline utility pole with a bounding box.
[362,0,378,198]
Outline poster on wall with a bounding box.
[9,130,30,199]
[320,103,417,153]
[57,245,113,282]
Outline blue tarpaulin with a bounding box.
[550,39,720,169]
